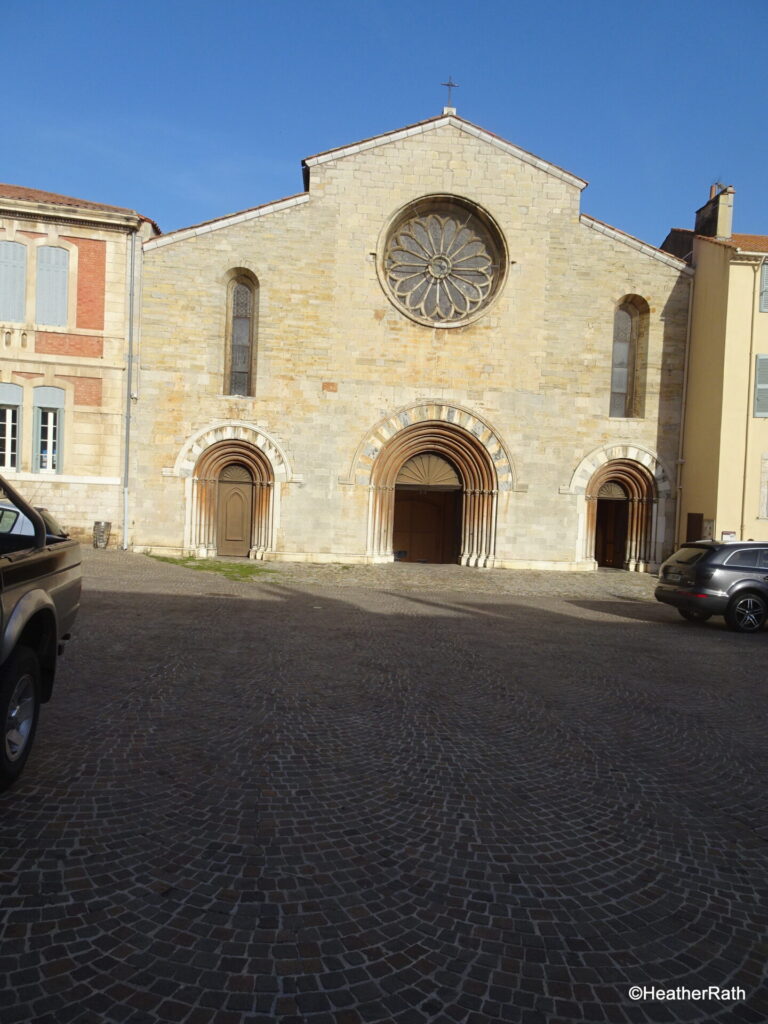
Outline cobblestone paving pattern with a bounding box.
[1,550,767,1024]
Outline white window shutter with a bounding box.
[761,264,768,313]
[36,246,69,326]
[0,241,27,321]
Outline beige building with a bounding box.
[663,188,768,546]
[0,184,157,542]
[131,113,691,570]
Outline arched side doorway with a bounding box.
[192,440,273,557]
[368,419,500,567]
[393,453,462,563]
[585,460,656,570]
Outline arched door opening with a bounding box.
[367,419,500,567]
[217,463,254,557]
[392,453,462,563]
[192,440,273,557]
[594,481,628,568]
[585,460,656,570]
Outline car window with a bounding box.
[759,549,768,569]
[39,509,66,537]
[0,508,19,534]
[724,548,761,568]
[671,547,708,565]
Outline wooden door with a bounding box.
[594,498,628,568]
[217,464,253,556]
[392,489,460,563]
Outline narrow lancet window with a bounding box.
[229,281,254,395]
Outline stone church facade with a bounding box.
[0,113,692,570]
[131,113,691,570]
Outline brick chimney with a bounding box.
[694,184,734,239]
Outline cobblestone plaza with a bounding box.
[1,551,766,1023]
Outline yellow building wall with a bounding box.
[678,240,729,540]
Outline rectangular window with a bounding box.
[755,355,768,417]
[760,263,768,313]
[0,406,18,470]
[36,246,69,326]
[36,408,59,473]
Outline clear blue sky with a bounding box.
[5,0,768,246]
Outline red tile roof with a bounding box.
[730,233,768,252]
[0,182,153,224]
[697,232,768,252]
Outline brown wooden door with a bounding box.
[594,498,628,568]
[392,489,460,563]
[217,464,253,556]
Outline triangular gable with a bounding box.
[145,114,588,251]
[302,113,588,191]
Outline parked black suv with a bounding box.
[655,541,768,632]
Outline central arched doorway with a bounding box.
[392,453,462,563]
[366,416,502,567]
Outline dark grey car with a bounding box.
[655,541,768,633]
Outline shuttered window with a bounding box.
[755,356,768,417]
[36,246,69,326]
[760,263,768,313]
[0,241,27,322]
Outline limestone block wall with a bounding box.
[134,119,691,567]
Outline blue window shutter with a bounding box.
[761,264,768,313]
[0,241,27,321]
[755,355,768,417]
[36,246,69,326]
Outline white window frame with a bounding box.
[0,405,19,470]
[0,383,23,471]
[32,386,65,474]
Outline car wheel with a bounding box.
[0,647,41,791]
[725,592,768,633]
[678,608,712,622]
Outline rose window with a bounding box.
[381,198,505,326]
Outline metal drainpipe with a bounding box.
[122,229,137,550]
[674,264,695,548]
[739,254,767,539]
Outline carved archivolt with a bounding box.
[173,421,291,482]
[566,443,671,497]
[175,422,290,557]
[348,402,515,491]
[354,403,512,567]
